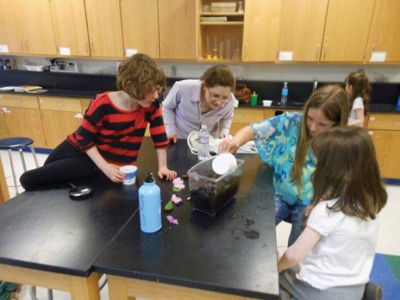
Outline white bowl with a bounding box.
[263,100,273,107]
[212,153,237,175]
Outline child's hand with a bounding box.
[158,167,177,181]
[101,163,124,183]
[168,135,177,144]
[218,135,239,154]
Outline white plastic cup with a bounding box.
[212,153,237,175]
[263,100,273,107]
[120,165,138,185]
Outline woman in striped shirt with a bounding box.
[20,54,176,190]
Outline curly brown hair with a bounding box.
[116,53,166,100]
[200,64,235,90]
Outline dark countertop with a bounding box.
[0,175,138,276]
[94,139,279,299]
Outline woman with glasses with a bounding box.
[163,64,236,142]
[20,54,177,191]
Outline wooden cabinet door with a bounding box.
[39,97,83,149]
[85,0,124,58]
[49,0,90,57]
[0,108,10,138]
[369,130,400,179]
[366,0,400,63]
[17,0,57,55]
[0,1,24,54]
[321,0,375,62]
[121,0,159,58]
[242,0,282,62]
[158,0,196,59]
[278,0,328,62]
[230,108,265,135]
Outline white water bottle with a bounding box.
[197,124,211,161]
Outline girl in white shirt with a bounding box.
[345,72,372,127]
[278,127,387,300]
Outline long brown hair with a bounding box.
[312,127,387,219]
[291,85,349,187]
[345,71,372,115]
[116,53,166,100]
[200,64,236,90]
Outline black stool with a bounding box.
[0,137,39,195]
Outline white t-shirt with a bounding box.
[348,96,364,124]
[298,198,379,290]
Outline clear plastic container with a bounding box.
[188,157,244,216]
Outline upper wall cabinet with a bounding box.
[158,0,197,59]
[49,0,91,57]
[365,0,400,63]
[121,0,160,58]
[242,0,282,62]
[320,0,375,63]
[85,0,124,58]
[0,0,57,56]
[278,0,328,62]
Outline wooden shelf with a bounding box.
[200,12,244,16]
[200,21,244,25]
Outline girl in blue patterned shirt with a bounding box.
[219,85,349,245]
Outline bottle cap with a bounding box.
[144,172,155,183]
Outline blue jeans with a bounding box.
[275,196,307,246]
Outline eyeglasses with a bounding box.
[207,88,230,103]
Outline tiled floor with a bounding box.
[1,149,399,300]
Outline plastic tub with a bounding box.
[188,157,244,216]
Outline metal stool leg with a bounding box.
[7,149,19,195]
[18,147,27,172]
[30,146,39,167]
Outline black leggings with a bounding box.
[20,140,101,191]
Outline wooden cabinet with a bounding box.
[368,113,400,179]
[85,0,123,58]
[0,94,46,148]
[158,0,197,59]
[366,0,400,63]
[320,0,375,63]
[121,0,160,58]
[0,0,57,56]
[38,97,85,149]
[278,0,328,62]
[242,0,282,62]
[49,0,91,57]
[230,108,265,134]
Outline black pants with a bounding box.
[20,140,101,191]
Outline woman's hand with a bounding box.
[101,163,125,183]
[158,167,177,181]
[168,135,177,143]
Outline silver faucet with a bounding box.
[312,77,318,93]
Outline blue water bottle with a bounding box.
[138,172,162,233]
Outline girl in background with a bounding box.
[163,64,235,142]
[345,71,372,127]
[219,85,349,246]
[278,127,387,300]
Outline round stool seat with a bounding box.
[0,137,34,150]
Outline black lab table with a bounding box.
[95,139,279,300]
[0,172,139,299]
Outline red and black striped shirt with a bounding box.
[68,92,169,165]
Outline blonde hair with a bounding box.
[291,85,349,187]
[312,127,387,219]
[116,53,166,99]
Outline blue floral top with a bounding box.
[251,112,316,206]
